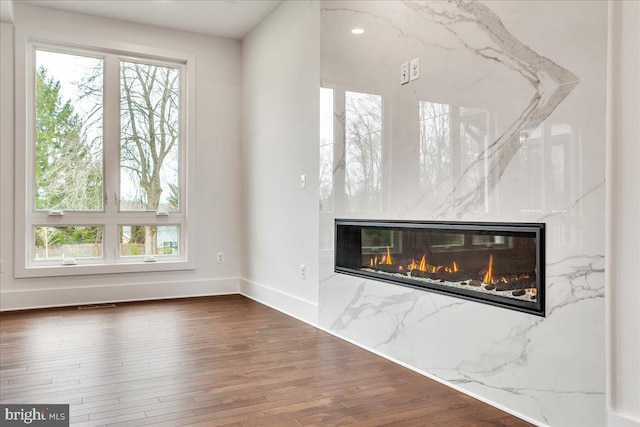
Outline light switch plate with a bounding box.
[400,62,410,85]
[300,174,306,189]
[410,57,420,81]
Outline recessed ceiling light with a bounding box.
[351,28,365,35]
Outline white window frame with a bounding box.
[14,28,196,278]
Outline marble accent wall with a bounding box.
[319,1,606,425]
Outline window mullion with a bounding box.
[103,54,121,262]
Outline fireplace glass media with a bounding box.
[335,220,545,316]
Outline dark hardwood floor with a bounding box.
[0,295,532,426]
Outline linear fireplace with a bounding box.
[335,219,545,316]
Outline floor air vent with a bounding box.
[78,304,117,310]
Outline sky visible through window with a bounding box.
[36,50,100,128]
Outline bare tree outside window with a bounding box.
[120,61,181,255]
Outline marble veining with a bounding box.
[537,180,605,222]
[320,1,606,425]
[545,254,604,316]
[401,1,580,218]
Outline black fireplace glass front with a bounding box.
[335,219,545,316]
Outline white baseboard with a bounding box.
[0,277,240,311]
[238,278,318,325]
[609,412,640,427]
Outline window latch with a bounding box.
[48,210,64,216]
[62,258,77,265]
[144,256,157,262]
[156,211,169,216]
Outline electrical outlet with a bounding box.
[410,57,420,81]
[300,264,306,280]
[217,252,224,263]
[400,61,410,85]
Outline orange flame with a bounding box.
[444,262,459,273]
[385,246,392,265]
[483,254,494,284]
[419,255,427,272]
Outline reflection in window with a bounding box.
[361,229,403,255]
[518,126,543,211]
[548,125,576,248]
[460,107,489,204]
[551,145,565,193]
[549,124,571,211]
[419,101,451,191]
[431,232,464,248]
[362,229,395,250]
[345,91,382,212]
[320,88,334,212]
[471,235,510,247]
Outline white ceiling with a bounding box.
[3,0,283,39]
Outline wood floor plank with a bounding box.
[0,295,532,426]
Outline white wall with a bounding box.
[241,0,320,324]
[607,1,640,426]
[0,22,14,297]
[0,4,243,310]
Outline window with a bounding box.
[344,91,383,212]
[15,33,195,277]
[419,101,451,192]
[319,87,334,212]
[318,87,387,218]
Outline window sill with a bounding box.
[15,259,195,278]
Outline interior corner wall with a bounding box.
[240,1,320,324]
[607,1,640,426]
[0,4,243,310]
[0,21,14,296]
